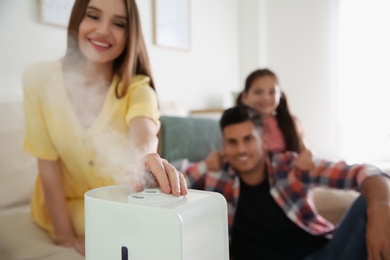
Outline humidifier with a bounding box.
[85,186,229,260]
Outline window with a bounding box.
[339,0,390,163]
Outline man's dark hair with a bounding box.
[220,105,263,132]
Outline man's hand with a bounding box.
[366,203,390,260]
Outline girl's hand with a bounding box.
[206,150,224,171]
[294,149,315,171]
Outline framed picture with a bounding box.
[39,0,75,27]
[153,0,191,50]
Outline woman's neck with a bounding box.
[65,60,113,85]
[84,61,113,84]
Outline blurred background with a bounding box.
[0,0,389,165]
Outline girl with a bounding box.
[22,0,186,255]
[206,68,313,171]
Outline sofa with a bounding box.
[0,101,360,259]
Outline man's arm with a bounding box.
[284,151,390,259]
[361,175,390,205]
[308,158,388,191]
[310,158,390,259]
[274,152,389,190]
[360,175,390,260]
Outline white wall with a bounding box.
[238,0,340,159]
[137,0,239,109]
[0,0,343,158]
[0,0,239,109]
[238,0,268,85]
[0,1,67,102]
[268,0,340,159]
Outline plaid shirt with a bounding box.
[184,152,386,237]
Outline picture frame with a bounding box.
[39,0,75,27]
[153,0,191,50]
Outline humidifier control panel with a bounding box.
[127,188,184,206]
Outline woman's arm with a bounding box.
[127,117,159,156]
[124,80,187,195]
[128,117,187,196]
[38,159,84,255]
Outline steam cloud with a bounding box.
[62,67,153,194]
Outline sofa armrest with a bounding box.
[158,116,222,163]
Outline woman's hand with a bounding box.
[56,235,85,256]
[143,153,188,196]
[205,150,224,171]
[294,149,315,171]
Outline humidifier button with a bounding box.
[132,195,145,199]
[144,189,158,194]
[128,188,183,205]
[88,160,94,166]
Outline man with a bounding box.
[168,105,390,260]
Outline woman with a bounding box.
[22,0,186,255]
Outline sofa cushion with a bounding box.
[0,102,37,209]
[0,209,84,260]
[158,116,222,162]
[313,187,359,226]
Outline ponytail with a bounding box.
[275,92,300,152]
[235,92,244,106]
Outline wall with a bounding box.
[237,0,268,84]
[268,0,340,159]
[0,0,347,159]
[0,0,239,109]
[137,0,239,109]
[0,0,67,102]
[238,0,340,159]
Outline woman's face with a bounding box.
[78,0,127,65]
[242,76,281,116]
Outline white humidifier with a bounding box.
[85,185,229,260]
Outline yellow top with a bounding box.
[22,60,160,236]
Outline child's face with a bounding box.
[242,76,281,116]
[78,0,127,66]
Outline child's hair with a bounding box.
[236,69,300,152]
[220,105,263,134]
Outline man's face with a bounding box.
[222,121,264,174]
